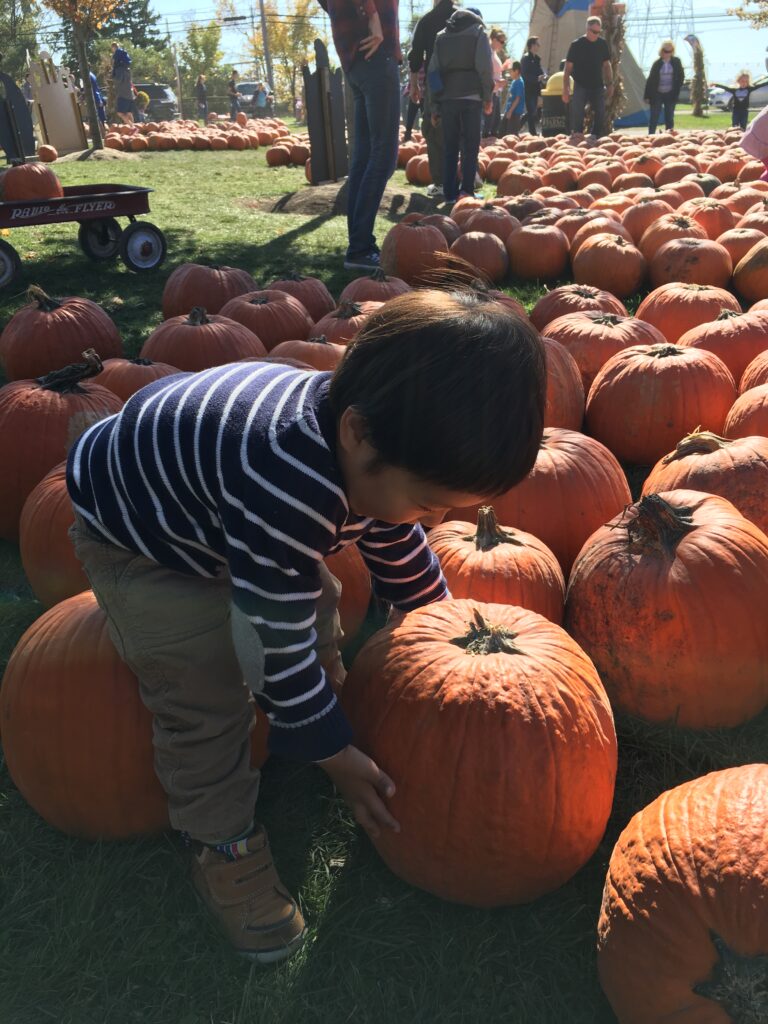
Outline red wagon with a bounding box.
[0,182,167,289]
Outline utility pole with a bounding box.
[258,0,274,91]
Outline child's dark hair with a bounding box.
[512,61,521,72]
[328,290,545,496]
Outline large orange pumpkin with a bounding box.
[449,231,509,283]
[642,430,768,536]
[620,197,675,244]
[542,311,666,392]
[586,345,737,466]
[0,286,123,381]
[161,263,257,319]
[380,222,450,285]
[566,490,768,727]
[450,428,631,575]
[140,307,267,370]
[338,268,411,305]
[597,765,768,1024]
[342,599,617,906]
[638,213,707,262]
[506,223,570,281]
[740,349,768,392]
[0,591,270,839]
[269,336,345,371]
[648,237,733,289]
[635,283,741,344]
[311,301,383,346]
[0,352,123,542]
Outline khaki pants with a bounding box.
[70,515,344,844]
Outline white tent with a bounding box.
[529,0,649,126]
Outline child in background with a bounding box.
[66,289,545,965]
[711,70,768,131]
[502,62,526,136]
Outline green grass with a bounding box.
[1,148,767,1024]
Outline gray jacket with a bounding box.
[427,9,494,111]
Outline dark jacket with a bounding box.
[520,51,544,94]
[644,56,684,102]
[428,9,494,109]
[408,0,459,74]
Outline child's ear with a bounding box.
[338,407,370,453]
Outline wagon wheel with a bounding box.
[119,221,167,273]
[0,239,21,290]
[78,218,123,261]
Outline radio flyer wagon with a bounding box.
[0,182,167,289]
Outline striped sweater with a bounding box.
[66,363,447,762]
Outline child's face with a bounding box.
[338,410,487,526]
[738,75,749,87]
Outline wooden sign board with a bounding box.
[29,54,88,156]
[302,40,348,184]
[0,73,36,163]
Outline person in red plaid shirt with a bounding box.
[318,0,402,270]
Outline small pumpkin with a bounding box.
[339,267,412,305]
[218,290,314,350]
[0,161,63,200]
[93,357,181,401]
[311,301,383,346]
[266,273,336,322]
[427,506,565,623]
[380,222,450,285]
[677,309,768,384]
[530,284,627,332]
[269,336,345,371]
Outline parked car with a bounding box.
[709,82,768,110]
[133,82,180,120]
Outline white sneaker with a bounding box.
[425,184,443,198]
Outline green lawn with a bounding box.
[1,149,767,1024]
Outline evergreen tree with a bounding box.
[102,0,166,50]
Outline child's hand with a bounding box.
[320,745,400,838]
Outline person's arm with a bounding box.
[476,32,495,111]
[504,93,520,118]
[356,521,449,612]
[427,47,442,117]
[562,58,574,102]
[359,0,383,58]
[603,58,613,95]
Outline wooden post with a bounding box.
[73,23,103,150]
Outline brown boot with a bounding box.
[191,825,306,963]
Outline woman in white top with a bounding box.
[483,27,509,137]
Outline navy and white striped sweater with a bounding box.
[66,363,447,761]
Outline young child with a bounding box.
[741,101,768,181]
[502,62,526,136]
[428,7,494,202]
[66,289,545,964]
[711,71,768,131]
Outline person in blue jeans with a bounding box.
[501,62,526,136]
[320,0,401,271]
[428,7,493,204]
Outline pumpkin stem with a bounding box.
[661,428,730,464]
[466,506,524,551]
[450,609,524,656]
[593,314,623,326]
[692,932,768,1024]
[622,494,696,550]
[129,358,155,366]
[716,309,742,321]
[186,306,211,325]
[649,344,682,359]
[36,348,103,393]
[369,267,388,281]
[282,272,306,282]
[27,285,62,313]
[334,301,362,320]
[311,335,330,346]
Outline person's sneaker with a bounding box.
[425,184,443,198]
[191,824,306,963]
[343,251,381,271]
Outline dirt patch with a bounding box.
[244,180,439,219]
[57,147,139,162]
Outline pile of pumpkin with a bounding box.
[100,113,309,156]
[1,258,767,1023]
[385,126,768,304]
